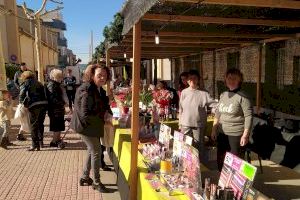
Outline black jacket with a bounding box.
[46,80,65,117]
[19,78,48,108]
[70,82,112,137]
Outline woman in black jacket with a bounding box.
[19,71,48,151]
[46,69,66,148]
[70,64,112,193]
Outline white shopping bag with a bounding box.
[14,104,31,133]
[100,112,115,147]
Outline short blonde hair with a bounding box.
[21,71,35,81]
[50,69,63,82]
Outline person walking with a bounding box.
[179,69,217,158]
[70,64,112,193]
[14,63,29,141]
[64,69,76,112]
[19,71,48,151]
[45,69,66,148]
[211,68,253,171]
[0,90,14,149]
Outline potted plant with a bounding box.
[139,89,153,111]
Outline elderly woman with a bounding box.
[19,71,48,151]
[70,64,112,193]
[211,68,253,171]
[46,69,66,148]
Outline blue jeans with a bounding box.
[81,135,101,184]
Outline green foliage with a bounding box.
[5,63,19,80]
[124,92,132,107]
[93,13,124,60]
[140,89,153,107]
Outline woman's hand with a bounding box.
[240,130,250,146]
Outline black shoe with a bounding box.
[2,137,13,146]
[17,134,26,141]
[50,141,58,147]
[0,139,8,149]
[27,146,40,151]
[39,141,44,148]
[57,141,66,149]
[79,177,93,186]
[92,183,110,193]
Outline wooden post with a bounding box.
[199,53,205,90]
[129,20,141,200]
[154,58,158,85]
[106,49,112,97]
[212,51,216,98]
[256,44,263,114]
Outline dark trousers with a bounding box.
[66,90,75,110]
[217,132,245,171]
[29,105,47,147]
[81,135,101,184]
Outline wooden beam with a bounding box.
[256,44,263,114]
[124,38,254,44]
[143,13,300,27]
[166,0,300,9]
[129,20,141,200]
[138,31,294,39]
[122,42,241,48]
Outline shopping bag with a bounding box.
[101,112,115,147]
[100,123,115,147]
[15,104,31,133]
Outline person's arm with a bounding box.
[178,91,184,128]
[211,106,221,141]
[14,72,19,88]
[205,92,218,108]
[19,82,27,104]
[240,96,253,146]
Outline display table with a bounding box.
[112,127,210,200]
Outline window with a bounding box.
[227,52,240,69]
[276,48,286,90]
[293,56,300,85]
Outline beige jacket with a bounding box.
[0,100,13,122]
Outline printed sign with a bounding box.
[218,152,257,200]
[158,124,171,150]
[173,131,184,157]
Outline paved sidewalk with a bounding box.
[0,117,121,200]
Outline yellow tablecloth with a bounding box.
[113,128,209,200]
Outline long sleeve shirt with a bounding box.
[216,90,253,136]
[179,87,217,128]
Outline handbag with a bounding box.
[70,109,85,133]
[14,103,31,133]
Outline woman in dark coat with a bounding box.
[19,71,48,151]
[70,64,112,193]
[46,69,66,148]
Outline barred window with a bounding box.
[276,48,286,90]
[227,52,240,69]
[293,56,300,86]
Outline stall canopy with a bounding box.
[109,0,300,59]
[108,1,300,200]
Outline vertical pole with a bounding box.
[256,44,263,114]
[129,20,141,200]
[199,53,205,90]
[0,24,7,90]
[106,49,111,97]
[154,58,157,85]
[35,16,44,83]
[212,51,216,98]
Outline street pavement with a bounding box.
[0,116,121,200]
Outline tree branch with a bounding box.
[22,2,34,19]
[40,6,63,17]
[35,0,48,16]
[49,0,63,4]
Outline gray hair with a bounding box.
[50,69,63,82]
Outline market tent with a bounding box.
[107,1,300,199]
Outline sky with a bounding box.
[16,0,125,64]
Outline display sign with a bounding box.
[158,124,171,150]
[111,107,120,118]
[218,152,257,200]
[173,131,184,158]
